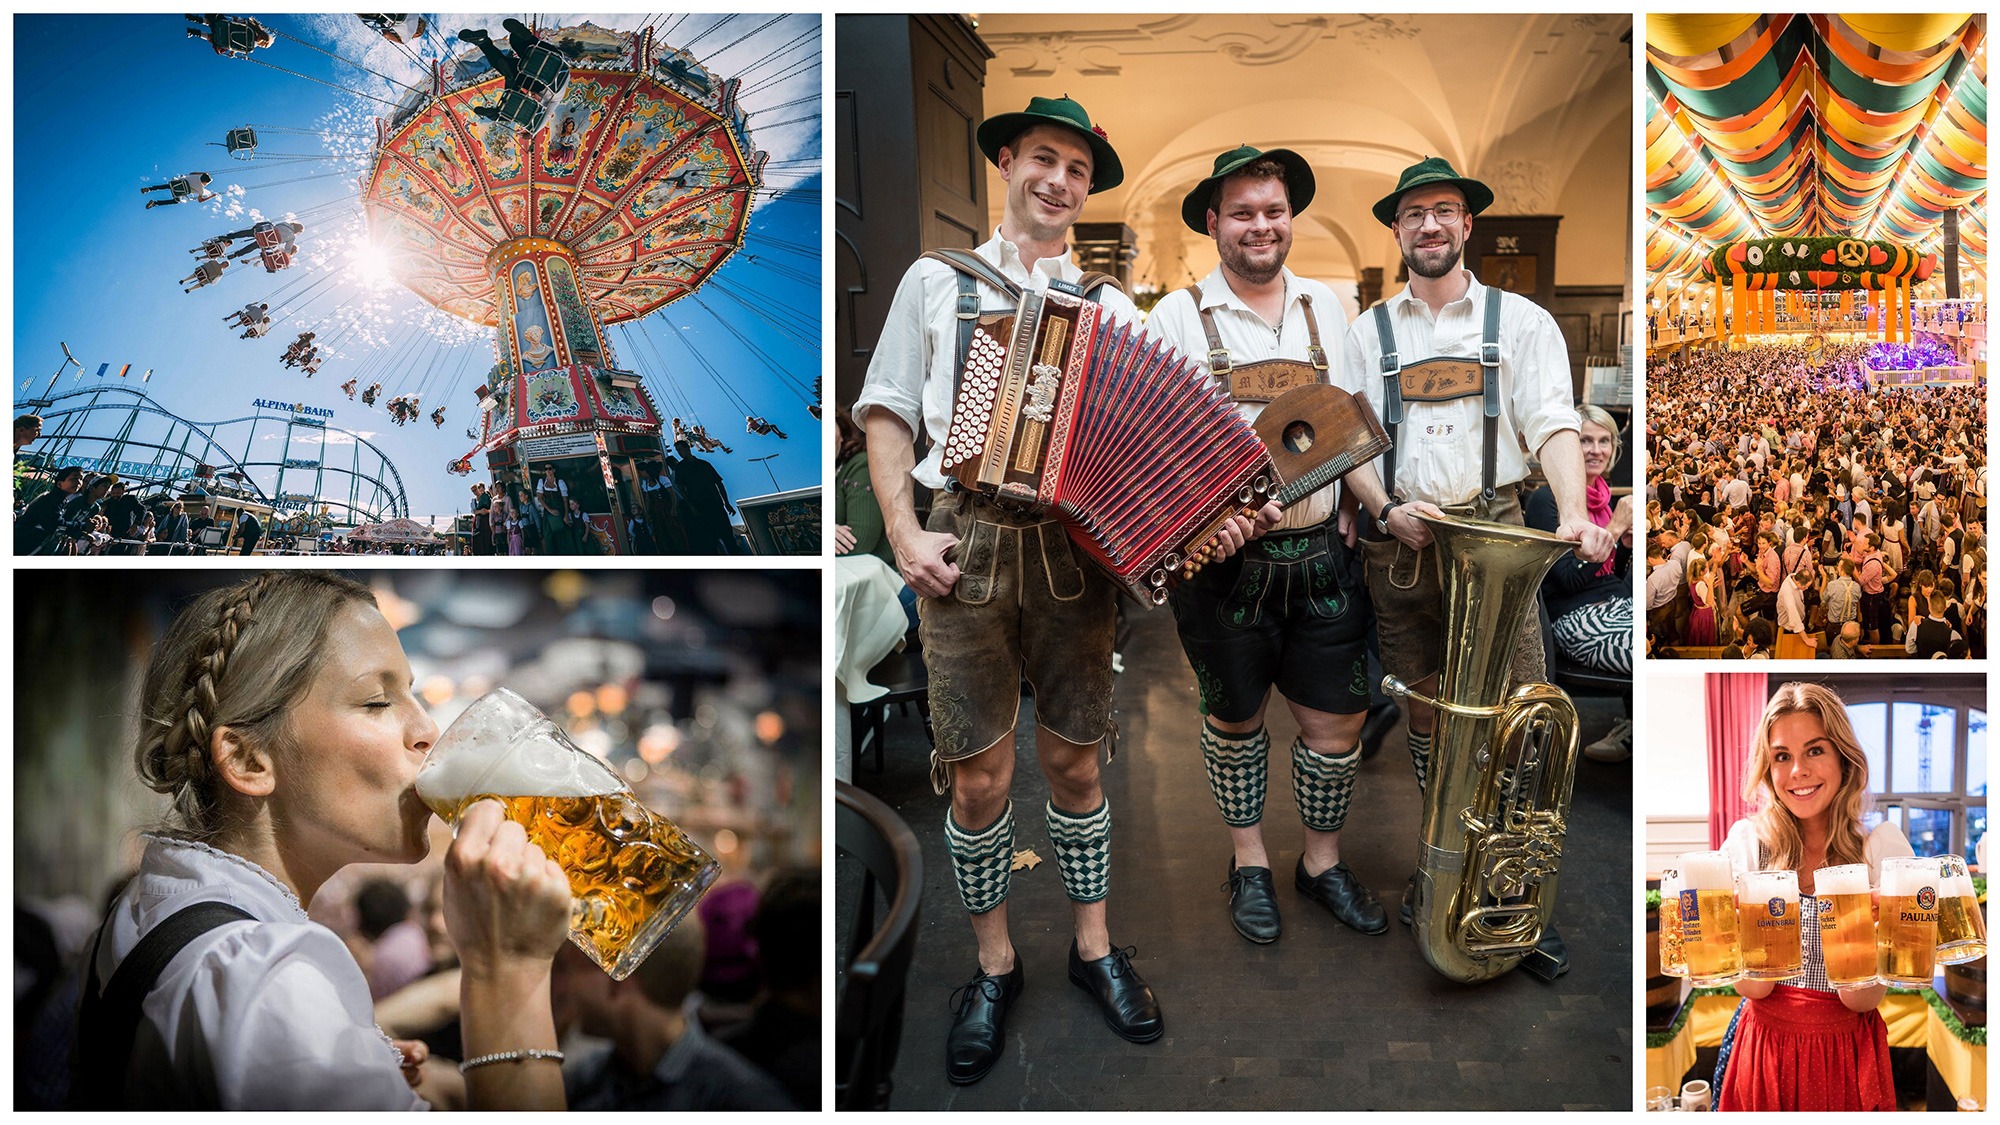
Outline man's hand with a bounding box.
[894,528,961,598]
[1387,501,1445,550]
[1209,500,1285,562]
[1556,520,1616,564]
[1336,506,1358,547]
[834,523,857,554]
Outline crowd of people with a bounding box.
[1645,343,1986,659]
[463,446,743,556]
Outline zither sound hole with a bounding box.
[1282,421,1315,454]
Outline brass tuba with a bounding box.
[1382,511,1583,983]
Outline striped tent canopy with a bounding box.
[1646,14,1986,283]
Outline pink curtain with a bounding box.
[1706,672,1767,848]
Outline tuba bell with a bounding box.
[1382,510,1582,983]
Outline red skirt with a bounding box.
[1718,984,1896,1111]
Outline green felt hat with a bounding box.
[1180,145,1316,233]
[976,95,1123,193]
[1372,156,1494,228]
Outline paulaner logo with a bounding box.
[253,398,335,419]
[1916,886,1937,911]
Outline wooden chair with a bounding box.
[836,781,923,1111]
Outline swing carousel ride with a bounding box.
[28,14,820,551]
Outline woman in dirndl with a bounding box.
[1714,680,1912,1111]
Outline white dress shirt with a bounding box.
[1145,264,1348,528]
[853,229,1140,491]
[91,835,426,1110]
[1338,269,1579,507]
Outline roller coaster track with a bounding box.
[17,385,408,523]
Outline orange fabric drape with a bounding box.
[1707,672,1768,848]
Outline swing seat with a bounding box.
[516,45,570,100]
[260,248,293,273]
[252,224,285,250]
[225,127,259,159]
[493,88,552,133]
[216,19,259,55]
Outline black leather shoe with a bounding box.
[1224,861,1281,943]
[945,961,1023,1084]
[1068,942,1164,1043]
[1359,700,1402,761]
[1400,872,1416,926]
[1295,857,1389,935]
[1520,924,1570,982]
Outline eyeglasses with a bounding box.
[1395,203,1465,230]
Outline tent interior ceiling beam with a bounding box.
[1645,14,1986,286]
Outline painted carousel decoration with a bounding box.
[361,20,766,548]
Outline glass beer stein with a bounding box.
[415,688,721,979]
[1934,854,1986,966]
[1737,868,1802,981]
[1877,855,1941,987]
[1813,863,1879,988]
[1674,850,1743,987]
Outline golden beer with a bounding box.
[1676,851,1743,987]
[1814,864,1878,988]
[1658,869,1688,977]
[1877,856,1940,987]
[416,689,721,980]
[1936,857,1986,965]
[1738,869,1801,981]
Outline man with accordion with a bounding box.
[1335,158,1615,968]
[855,96,1264,1084]
[1145,146,1388,946]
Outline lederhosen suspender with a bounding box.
[1372,286,1503,504]
[921,248,1121,380]
[1188,285,1328,384]
[72,901,256,1109]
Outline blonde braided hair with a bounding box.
[135,572,376,840]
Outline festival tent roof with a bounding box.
[1646,14,1987,282]
[348,517,441,543]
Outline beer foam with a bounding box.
[1878,859,1938,898]
[1815,864,1872,897]
[1740,870,1797,901]
[1677,850,1736,890]
[415,689,621,805]
[1942,871,1978,899]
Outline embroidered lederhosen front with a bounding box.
[1359,287,1544,687]
[915,249,1124,795]
[1167,286,1368,722]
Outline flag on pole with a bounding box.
[142,369,154,383]
[117,364,131,379]
[96,363,109,378]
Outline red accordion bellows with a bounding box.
[942,287,1273,604]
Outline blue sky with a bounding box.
[15,14,821,520]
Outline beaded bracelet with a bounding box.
[458,1048,566,1074]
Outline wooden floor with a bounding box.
[839,604,1634,1111]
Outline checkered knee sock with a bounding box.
[1201,722,1268,827]
[1292,738,1361,832]
[944,801,1013,915]
[1408,729,1434,794]
[1046,799,1111,903]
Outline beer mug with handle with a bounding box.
[1935,853,1986,966]
[416,688,721,979]
[1877,855,1941,987]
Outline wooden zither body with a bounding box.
[941,286,1388,604]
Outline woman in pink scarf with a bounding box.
[1525,404,1633,754]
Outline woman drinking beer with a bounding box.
[1714,681,1912,1111]
[77,572,573,1109]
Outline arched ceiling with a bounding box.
[1645,14,1986,285]
[974,13,1632,291]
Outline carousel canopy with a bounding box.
[1646,14,1987,283]
[363,22,764,326]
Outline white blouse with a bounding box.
[90,835,426,1110]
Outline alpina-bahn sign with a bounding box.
[251,398,336,420]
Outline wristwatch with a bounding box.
[1373,502,1398,537]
